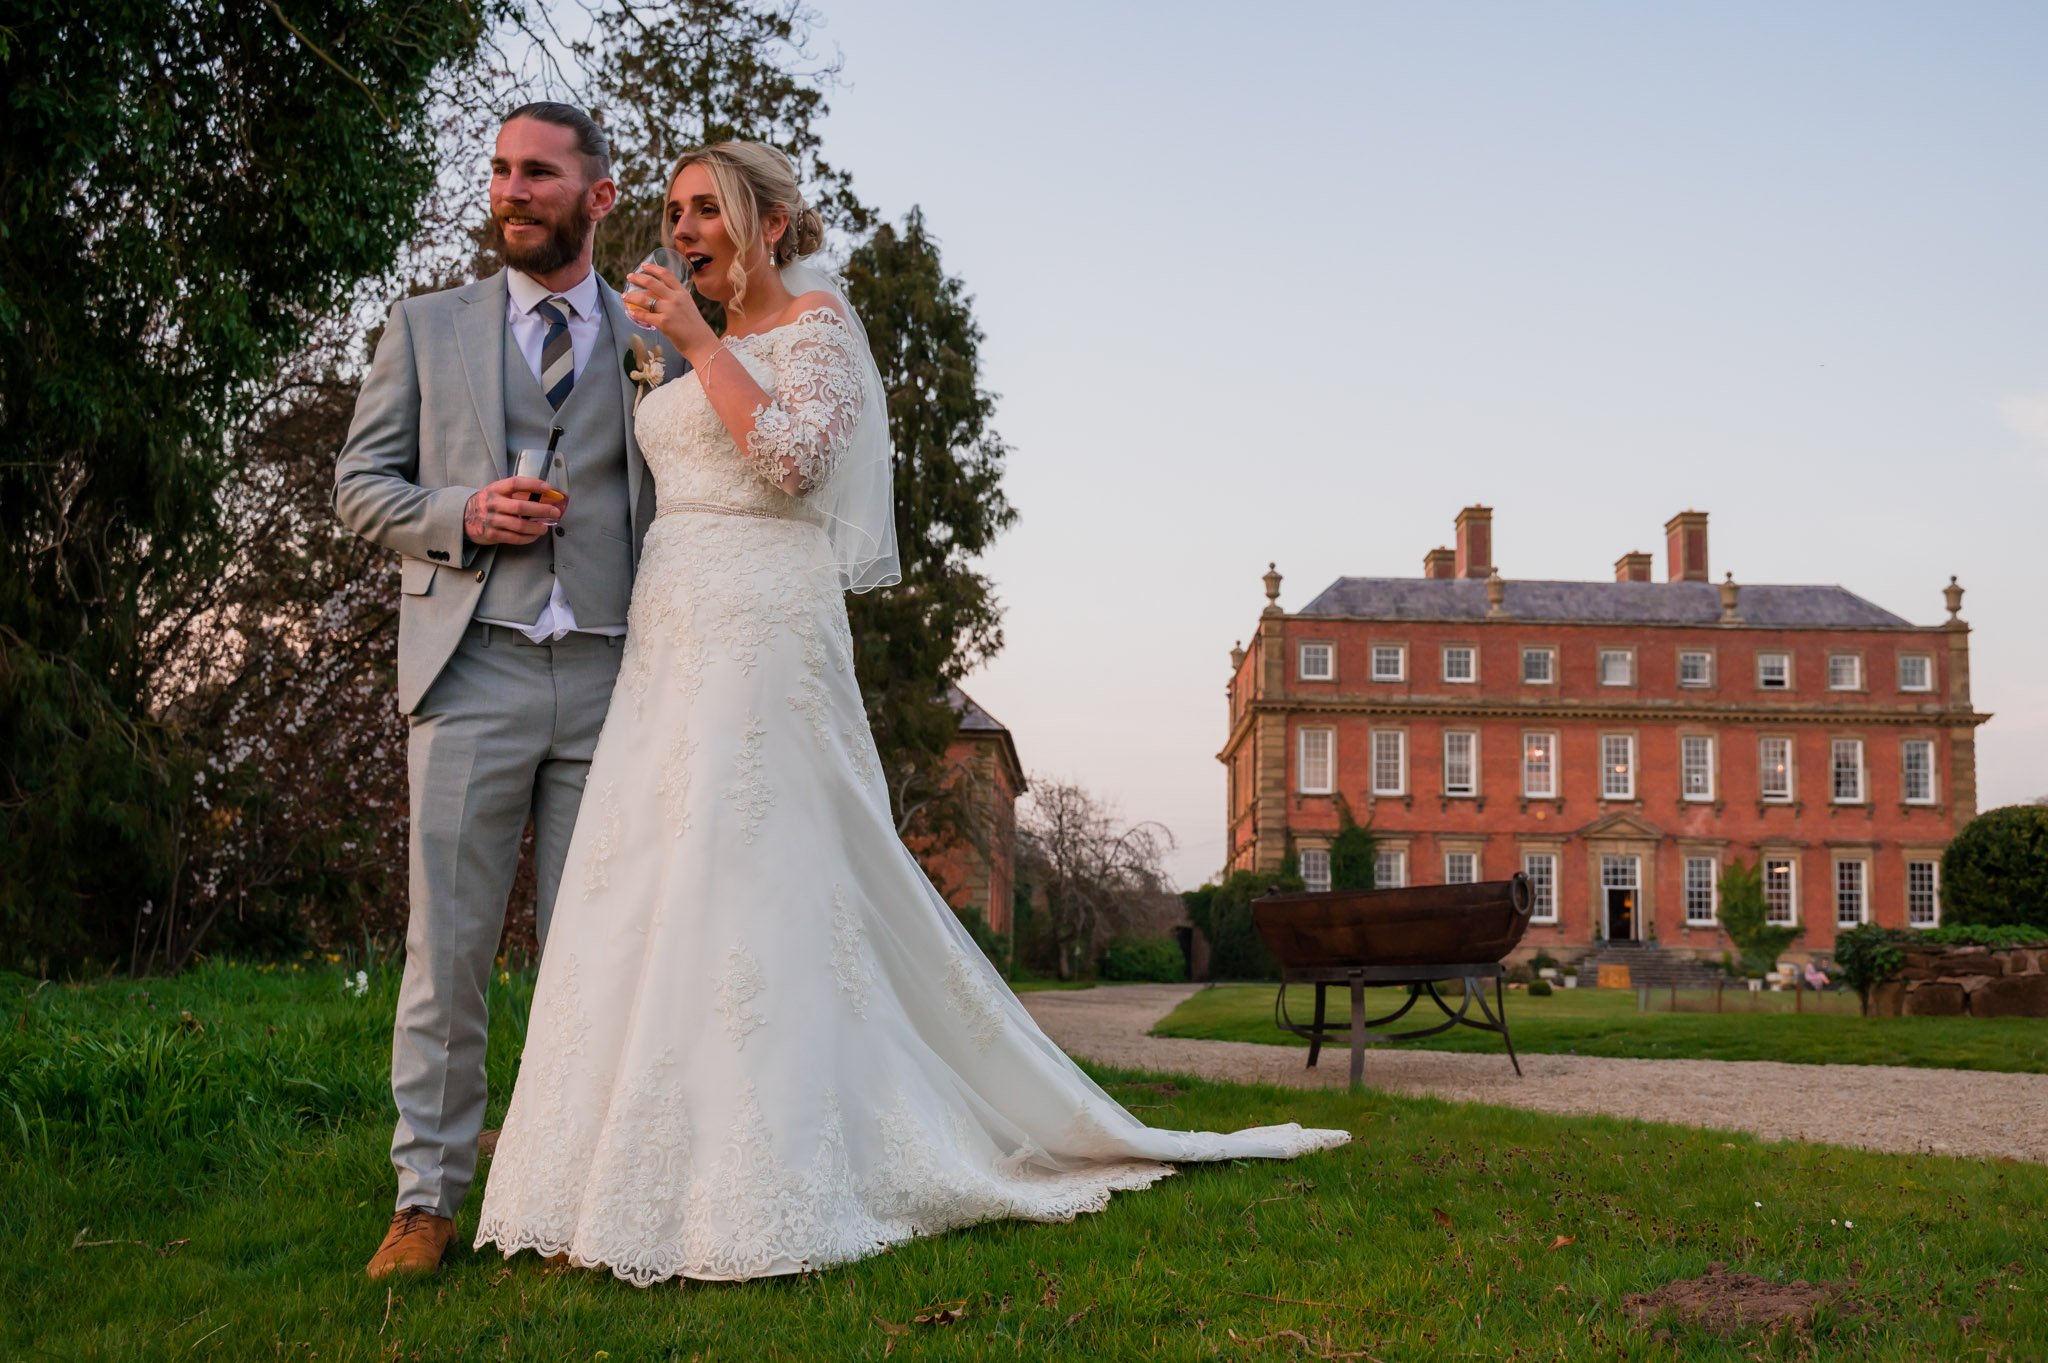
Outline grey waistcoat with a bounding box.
[478,309,636,627]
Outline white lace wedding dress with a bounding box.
[473,308,1349,1285]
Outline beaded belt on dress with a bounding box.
[655,500,781,521]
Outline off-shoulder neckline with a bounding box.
[722,304,851,348]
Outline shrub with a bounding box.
[1832,925,1909,1015]
[1921,922,2048,948]
[1183,870,1298,980]
[1943,806,2048,930]
[1718,858,1803,975]
[1531,949,1558,974]
[1096,934,1187,982]
[1527,979,1553,997]
[1327,796,1378,891]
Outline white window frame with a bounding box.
[1523,852,1558,922]
[1828,653,1864,691]
[1683,856,1718,925]
[1600,733,1635,800]
[1758,737,1794,803]
[1598,648,1635,687]
[1831,738,1866,805]
[1370,645,1407,682]
[1375,847,1407,889]
[1678,651,1714,688]
[1898,653,1933,692]
[1370,729,1407,796]
[1300,848,1331,893]
[1297,642,1334,682]
[1681,734,1715,802]
[1907,859,1941,928]
[1522,731,1558,799]
[1834,859,1869,928]
[1444,852,1478,885]
[1600,854,1640,891]
[1757,652,1792,690]
[1297,727,1334,795]
[1521,647,1556,685]
[1443,729,1478,798]
[1763,858,1798,925]
[1902,739,1936,805]
[1441,645,1477,684]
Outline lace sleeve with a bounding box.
[742,309,867,494]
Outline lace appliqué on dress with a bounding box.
[720,713,773,844]
[829,885,873,1020]
[582,784,621,898]
[739,309,866,495]
[713,945,768,1047]
[659,736,696,838]
[945,945,1009,1053]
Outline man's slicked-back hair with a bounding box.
[502,102,612,181]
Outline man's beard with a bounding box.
[484,206,592,276]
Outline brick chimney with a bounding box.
[1665,510,1709,582]
[1423,547,1457,580]
[1615,551,1653,583]
[1454,505,1493,580]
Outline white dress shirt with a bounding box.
[478,267,625,643]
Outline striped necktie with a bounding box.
[535,295,575,409]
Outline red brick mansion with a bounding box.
[1219,506,1989,961]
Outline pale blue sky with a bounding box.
[747,3,2046,884]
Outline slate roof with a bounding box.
[945,684,1026,791]
[1296,578,1916,629]
[946,683,1010,733]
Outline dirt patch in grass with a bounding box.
[1624,1262,1853,1337]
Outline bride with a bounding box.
[473,142,1348,1285]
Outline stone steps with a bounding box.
[1575,943,1730,990]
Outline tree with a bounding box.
[1016,780,1173,981]
[1942,805,2048,931]
[0,0,500,975]
[1183,870,1299,981]
[1717,858,1803,977]
[842,210,1017,824]
[578,0,871,290]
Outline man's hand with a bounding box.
[463,477,565,546]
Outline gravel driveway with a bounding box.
[1020,983,2048,1164]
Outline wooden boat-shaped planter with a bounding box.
[1251,875,1533,1088]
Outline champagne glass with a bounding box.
[513,444,570,537]
[627,248,690,329]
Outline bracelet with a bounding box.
[692,342,728,382]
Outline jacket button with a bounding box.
[476,570,487,582]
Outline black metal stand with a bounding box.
[1272,963,1522,1091]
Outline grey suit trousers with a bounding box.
[391,623,622,1218]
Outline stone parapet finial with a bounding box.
[1262,562,1283,616]
[1486,566,1506,617]
[1230,640,1246,669]
[1945,575,1965,623]
[1719,571,1740,623]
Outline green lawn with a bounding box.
[1153,983,2048,1074]
[6,962,2046,1360]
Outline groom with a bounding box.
[335,103,677,1278]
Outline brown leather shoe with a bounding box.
[366,1206,457,1279]
[477,1127,501,1159]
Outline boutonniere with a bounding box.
[625,334,668,409]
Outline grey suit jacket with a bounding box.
[335,269,676,714]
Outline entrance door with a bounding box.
[1600,854,1641,941]
[1606,888,1637,941]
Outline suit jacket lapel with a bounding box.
[595,276,649,533]
[455,270,510,480]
